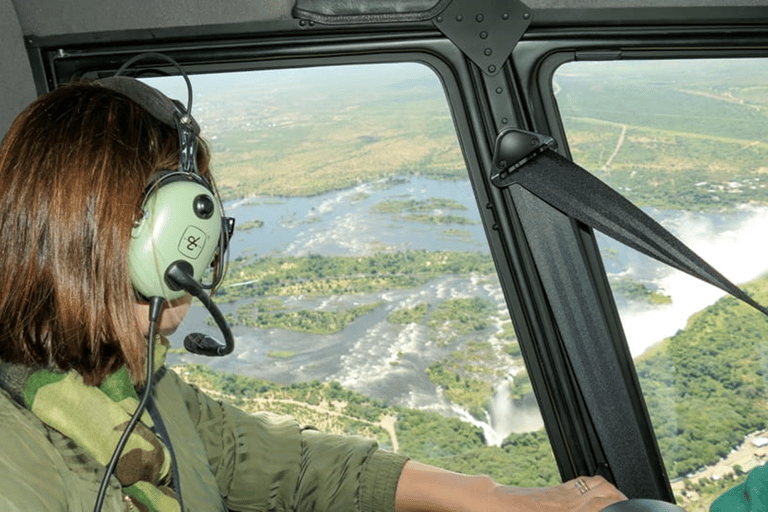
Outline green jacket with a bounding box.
[711,463,768,511]
[0,367,407,511]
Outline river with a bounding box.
[168,176,768,439]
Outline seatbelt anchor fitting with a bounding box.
[490,128,557,187]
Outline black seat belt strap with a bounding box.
[490,128,768,317]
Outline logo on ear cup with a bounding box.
[129,178,222,300]
[179,225,207,259]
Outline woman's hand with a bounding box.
[484,474,627,512]
[395,460,627,512]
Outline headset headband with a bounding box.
[97,76,200,135]
[98,53,201,174]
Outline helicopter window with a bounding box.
[554,57,768,509]
[147,62,559,487]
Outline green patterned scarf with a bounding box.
[0,339,181,512]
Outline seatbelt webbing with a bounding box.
[496,148,768,317]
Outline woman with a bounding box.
[0,80,625,511]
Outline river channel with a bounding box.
[168,176,768,439]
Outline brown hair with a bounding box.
[0,82,212,386]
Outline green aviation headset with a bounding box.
[129,170,224,299]
[97,54,234,303]
[97,54,235,360]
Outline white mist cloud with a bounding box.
[618,206,768,358]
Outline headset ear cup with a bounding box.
[97,71,226,299]
[129,175,223,299]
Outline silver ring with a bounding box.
[575,478,590,495]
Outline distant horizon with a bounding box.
[144,61,438,107]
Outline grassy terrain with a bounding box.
[556,61,768,211]
[200,61,768,213]
[561,116,768,210]
[206,76,465,200]
[217,250,495,302]
[636,275,768,479]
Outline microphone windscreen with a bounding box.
[184,332,224,356]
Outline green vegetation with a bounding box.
[372,198,467,214]
[504,343,522,358]
[557,66,768,211]
[204,63,768,212]
[217,251,495,302]
[440,229,475,242]
[636,275,768,479]
[204,261,768,492]
[179,365,392,444]
[396,409,559,487]
[212,251,523,428]
[400,213,477,225]
[372,198,477,226]
[509,372,533,399]
[387,299,528,421]
[555,62,768,483]
[427,297,496,345]
[387,298,498,343]
[350,192,370,202]
[187,274,768,491]
[610,277,672,305]
[425,334,531,421]
[678,471,750,512]
[267,351,297,359]
[388,302,430,325]
[426,340,497,420]
[238,219,264,231]
[208,78,465,200]
[497,321,519,342]
[230,301,382,334]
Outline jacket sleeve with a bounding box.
[174,371,408,512]
[296,429,408,512]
